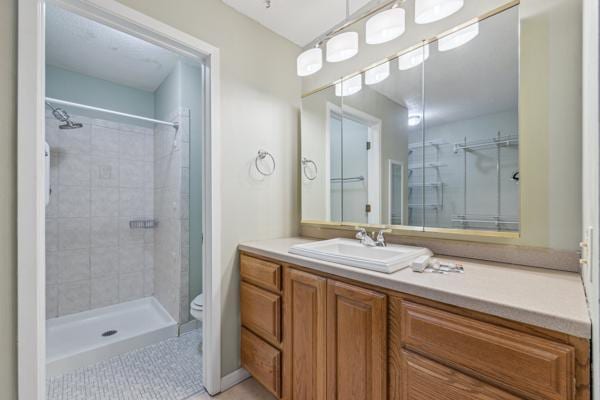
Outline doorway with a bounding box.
[18,0,222,398]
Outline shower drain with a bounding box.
[101,330,118,337]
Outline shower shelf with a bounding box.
[408,204,441,209]
[408,139,448,151]
[453,135,518,153]
[408,182,443,188]
[408,162,446,170]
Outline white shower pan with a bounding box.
[46,297,177,377]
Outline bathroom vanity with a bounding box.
[238,238,590,400]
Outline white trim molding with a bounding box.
[220,368,251,392]
[17,0,223,397]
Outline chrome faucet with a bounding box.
[356,228,376,247]
[355,228,387,247]
[374,230,386,247]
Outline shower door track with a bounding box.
[45,97,180,128]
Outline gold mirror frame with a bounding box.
[300,0,521,242]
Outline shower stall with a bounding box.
[44,58,205,376]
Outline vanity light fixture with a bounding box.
[438,22,479,51]
[335,74,362,96]
[297,47,323,77]
[398,44,429,70]
[365,61,390,85]
[415,0,464,24]
[365,6,406,45]
[327,31,359,62]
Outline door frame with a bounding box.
[325,102,382,224]
[581,0,599,397]
[17,0,223,398]
[388,160,404,225]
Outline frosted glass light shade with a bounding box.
[335,74,362,97]
[415,0,464,24]
[365,61,390,85]
[438,23,479,51]
[408,114,422,126]
[366,8,406,45]
[297,48,323,77]
[326,32,359,63]
[398,45,430,70]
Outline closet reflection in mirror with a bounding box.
[300,5,519,233]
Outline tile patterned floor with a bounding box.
[47,329,204,400]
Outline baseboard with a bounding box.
[178,319,199,335]
[220,368,251,392]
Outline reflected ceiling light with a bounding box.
[415,0,464,24]
[297,47,323,77]
[438,22,479,51]
[365,7,406,45]
[408,114,422,126]
[398,44,430,70]
[327,31,359,62]
[335,74,362,97]
[365,61,390,85]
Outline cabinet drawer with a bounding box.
[401,301,575,400]
[241,328,281,398]
[241,282,281,344]
[402,351,522,400]
[241,254,281,292]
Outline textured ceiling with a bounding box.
[222,0,374,47]
[46,5,179,92]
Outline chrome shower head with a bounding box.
[46,102,83,130]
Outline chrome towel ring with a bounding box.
[255,149,276,176]
[301,157,318,181]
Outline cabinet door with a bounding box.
[401,350,522,400]
[327,279,387,400]
[283,268,327,400]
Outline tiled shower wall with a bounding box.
[153,109,190,323]
[45,112,155,318]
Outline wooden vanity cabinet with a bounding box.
[239,251,590,400]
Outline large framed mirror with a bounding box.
[300,2,519,237]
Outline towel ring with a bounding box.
[255,149,276,176]
[301,157,318,181]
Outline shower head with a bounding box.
[45,102,83,129]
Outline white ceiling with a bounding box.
[222,0,375,47]
[369,6,518,127]
[45,5,179,92]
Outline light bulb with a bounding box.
[297,47,323,77]
[398,45,430,70]
[335,74,362,97]
[365,8,406,45]
[365,62,390,85]
[326,32,359,63]
[438,23,479,52]
[415,0,464,24]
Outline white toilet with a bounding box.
[190,294,204,322]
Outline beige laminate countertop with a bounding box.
[239,237,591,339]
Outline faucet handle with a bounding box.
[355,227,367,239]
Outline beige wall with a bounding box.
[301,0,583,251]
[0,0,17,397]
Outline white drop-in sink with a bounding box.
[289,238,432,274]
